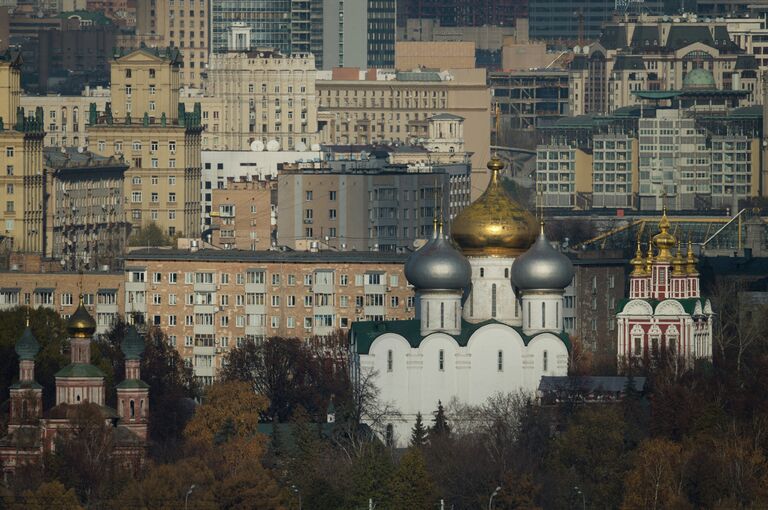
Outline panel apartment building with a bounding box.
[123,249,415,383]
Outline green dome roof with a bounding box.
[15,326,39,361]
[683,68,716,90]
[122,325,145,360]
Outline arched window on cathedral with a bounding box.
[504,268,509,278]
[497,350,503,372]
[440,302,445,328]
[480,268,485,277]
[491,284,497,318]
[631,325,644,357]
[556,302,559,328]
[455,302,460,328]
[527,302,531,328]
[140,399,144,418]
[130,400,135,419]
[438,349,444,371]
[469,284,474,317]
[426,302,430,327]
[387,350,393,372]
[543,350,548,372]
[385,424,394,447]
[515,297,519,317]
[541,302,546,328]
[666,326,679,355]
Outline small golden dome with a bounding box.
[672,241,686,276]
[451,155,537,257]
[67,295,96,338]
[652,209,676,261]
[686,239,698,275]
[630,238,646,276]
[644,239,654,274]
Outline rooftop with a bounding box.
[125,248,411,264]
[44,147,128,171]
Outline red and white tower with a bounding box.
[115,326,150,440]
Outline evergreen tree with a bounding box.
[387,448,438,510]
[430,401,451,439]
[410,412,428,448]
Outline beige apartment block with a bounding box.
[89,48,203,238]
[394,41,476,70]
[0,270,124,334]
[184,50,320,151]
[0,51,46,255]
[209,177,276,250]
[135,0,210,90]
[20,88,110,149]
[316,68,491,197]
[123,249,416,383]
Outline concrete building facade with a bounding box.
[123,249,416,383]
[321,0,396,70]
[208,177,276,251]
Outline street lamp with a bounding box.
[574,486,586,510]
[488,486,501,510]
[184,484,196,510]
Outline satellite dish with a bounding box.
[77,146,85,153]
[573,45,581,54]
[310,143,321,151]
[250,140,265,152]
[360,151,368,159]
[295,141,307,151]
[266,140,280,152]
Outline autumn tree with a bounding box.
[128,222,172,247]
[622,438,690,510]
[184,380,266,448]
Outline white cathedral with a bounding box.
[350,156,574,445]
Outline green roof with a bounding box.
[15,326,39,361]
[122,326,145,360]
[351,318,571,355]
[617,297,706,315]
[116,379,150,390]
[10,380,43,390]
[55,363,106,378]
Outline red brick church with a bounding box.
[0,298,149,479]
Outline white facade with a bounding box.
[355,323,568,446]
[463,257,521,325]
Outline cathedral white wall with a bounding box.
[463,257,522,326]
[418,291,463,336]
[361,323,569,447]
[521,293,564,335]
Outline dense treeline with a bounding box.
[1,279,768,508]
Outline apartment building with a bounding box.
[321,0,396,70]
[187,49,319,151]
[536,69,762,211]
[490,70,570,133]
[123,249,415,383]
[44,147,130,271]
[89,47,203,238]
[0,50,46,254]
[135,0,210,90]
[208,177,276,251]
[200,149,321,229]
[0,270,124,334]
[316,67,491,197]
[276,159,471,252]
[569,14,760,115]
[20,88,110,148]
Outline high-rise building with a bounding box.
[89,47,203,238]
[396,0,526,28]
[134,0,211,90]
[321,0,396,70]
[209,0,302,55]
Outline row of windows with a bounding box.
[132,270,398,287]
[143,292,412,309]
[386,349,550,373]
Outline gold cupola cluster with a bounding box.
[66,294,97,338]
[633,211,699,275]
[451,155,538,257]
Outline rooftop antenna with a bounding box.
[494,103,501,153]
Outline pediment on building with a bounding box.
[618,299,653,316]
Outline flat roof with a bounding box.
[125,248,411,264]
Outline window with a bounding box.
[305,190,313,201]
[387,350,393,372]
[438,349,444,371]
[497,350,503,372]
[330,190,337,201]
[271,296,280,307]
[480,268,485,277]
[542,302,546,328]
[491,284,497,318]
[543,350,548,371]
[131,192,142,203]
[152,272,161,283]
[61,293,73,306]
[271,274,280,285]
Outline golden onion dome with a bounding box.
[686,239,699,275]
[652,209,676,261]
[630,238,646,276]
[672,240,686,276]
[67,295,96,338]
[450,155,537,257]
[644,239,654,274]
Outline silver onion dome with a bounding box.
[405,224,471,291]
[511,225,574,291]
